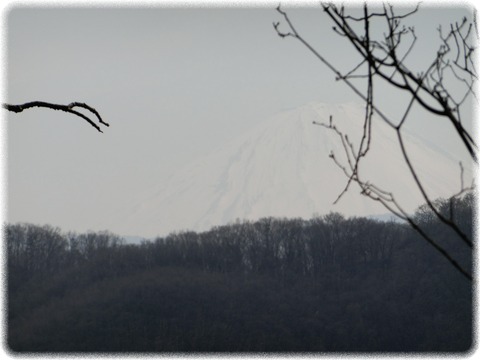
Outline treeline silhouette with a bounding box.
[6,193,473,353]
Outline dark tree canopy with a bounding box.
[6,198,472,352]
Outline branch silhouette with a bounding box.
[3,101,109,133]
[274,3,475,280]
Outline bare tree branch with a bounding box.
[321,2,477,161]
[3,101,109,133]
[274,3,475,280]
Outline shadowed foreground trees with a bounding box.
[6,192,473,353]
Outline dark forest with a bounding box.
[6,192,473,353]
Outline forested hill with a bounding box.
[6,193,473,353]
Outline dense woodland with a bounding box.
[6,192,473,353]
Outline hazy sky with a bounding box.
[2,1,476,236]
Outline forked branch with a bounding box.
[3,101,109,133]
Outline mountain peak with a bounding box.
[109,101,467,238]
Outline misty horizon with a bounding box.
[3,3,475,237]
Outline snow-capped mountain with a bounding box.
[113,101,472,238]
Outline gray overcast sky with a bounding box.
[2,1,476,235]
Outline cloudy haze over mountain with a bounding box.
[105,101,471,238]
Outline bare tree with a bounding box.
[274,3,476,280]
[3,101,109,133]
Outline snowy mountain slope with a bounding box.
[111,101,472,238]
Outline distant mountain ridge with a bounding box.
[110,101,469,238]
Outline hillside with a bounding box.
[6,193,473,352]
